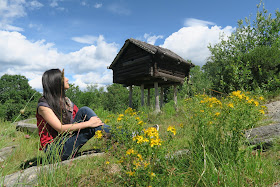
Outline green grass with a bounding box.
[1,91,280,186]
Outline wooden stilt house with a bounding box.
[108,38,194,112]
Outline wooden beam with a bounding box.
[154,82,160,113]
[129,86,133,108]
[141,84,144,106]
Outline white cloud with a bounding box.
[161,20,235,67]
[50,0,58,7]
[94,3,102,8]
[27,0,44,10]
[71,35,98,44]
[0,31,119,91]
[144,33,164,45]
[0,0,43,31]
[184,18,215,27]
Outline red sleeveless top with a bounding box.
[36,97,79,150]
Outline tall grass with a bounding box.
[1,91,280,186]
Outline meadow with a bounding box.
[1,90,280,186]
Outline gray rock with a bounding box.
[15,118,37,133]
[266,101,280,122]
[0,145,17,162]
[2,152,104,187]
[246,123,280,145]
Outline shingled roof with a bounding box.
[109,38,194,69]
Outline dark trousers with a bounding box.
[50,106,110,161]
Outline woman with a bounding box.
[36,69,110,160]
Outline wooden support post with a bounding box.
[174,85,178,110]
[141,84,144,106]
[129,85,133,108]
[160,87,164,108]
[147,88,150,106]
[154,82,160,112]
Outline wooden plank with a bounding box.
[122,56,151,66]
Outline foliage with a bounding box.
[0,74,40,121]
[203,2,280,93]
[182,91,266,185]
[180,65,213,97]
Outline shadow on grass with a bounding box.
[20,148,102,169]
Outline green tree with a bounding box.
[203,2,280,93]
[65,83,82,107]
[181,65,213,97]
[103,84,130,112]
[0,74,40,121]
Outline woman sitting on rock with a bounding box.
[36,68,110,161]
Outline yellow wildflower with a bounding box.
[179,123,183,128]
[135,116,140,121]
[138,121,144,125]
[227,103,234,108]
[126,148,135,155]
[259,109,265,114]
[200,110,204,113]
[94,130,103,139]
[105,161,110,165]
[133,160,141,168]
[143,162,150,168]
[104,119,110,123]
[126,171,135,176]
[137,154,143,160]
[215,112,220,117]
[150,138,162,147]
[167,125,176,135]
[144,127,159,138]
[150,172,156,177]
[254,101,259,107]
[259,96,264,101]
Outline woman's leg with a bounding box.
[61,107,110,160]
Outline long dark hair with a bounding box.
[42,69,70,124]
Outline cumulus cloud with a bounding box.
[0,31,118,91]
[27,0,44,10]
[161,19,235,67]
[71,35,99,44]
[0,0,43,31]
[94,3,102,8]
[144,33,164,45]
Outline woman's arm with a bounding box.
[38,106,103,133]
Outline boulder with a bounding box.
[0,145,17,162]
[15,118,37,133]
[246,123,280,146]
[2,152,104,187]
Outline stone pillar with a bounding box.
[129,85,133,108]
[154,82,160,112]
[141,84,144,106]
[174,85,177,109]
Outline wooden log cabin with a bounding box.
[108,38,194,112]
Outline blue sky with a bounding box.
[0,0,279,91]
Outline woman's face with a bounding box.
[64,77,70,90]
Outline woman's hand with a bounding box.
[88,116,104,128]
